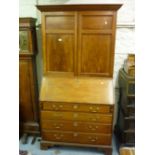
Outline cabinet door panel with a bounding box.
[46,15,75,30]
[80,34,112,76]
[78,11,115,77]
[46,34,74,72]
[82,15,113,30]
[19,59,34,121]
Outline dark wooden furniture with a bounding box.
[37,4,122,155]
[19,18,39,138]
[115,69,135,146]
[120,147,135,155]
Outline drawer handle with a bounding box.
[73,105,78,109]
[73,122,78,127]
[52,104,63,110]
[92,116,100,121]
[73,133,78,137]
[89,106,96,112]
[88,125,98,130]
[89,136,98,142]
[59,105,63,108]
[89,106,100,112]
[54,123,63,129]
[54,134,63,140]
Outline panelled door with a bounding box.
[77,11,116,77]
[42,11,116,77]
[43,12,77,73]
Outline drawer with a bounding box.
[41,111,113,123]
[42,131,112,145]
[42,102,113,114]
[41,120,112,134]
[42,130,73,143]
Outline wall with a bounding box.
[19,0,135,124]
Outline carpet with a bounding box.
[19,150,32,155]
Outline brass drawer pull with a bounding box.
[88,136,98,142]
[54,134,63,140]
[53,123,63,129]
[88,125,98,130]
[73,122,78,127]
[52,104,63,110]
[59,105,63,108]
[73,104,79,109]
[89,106,100,112]
[91,116,100,121]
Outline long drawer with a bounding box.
[41,111,113,123]
[42,130,112,145]
[41,102,113,113]
[41,120,112,134]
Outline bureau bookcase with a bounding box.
[37,4,122,155]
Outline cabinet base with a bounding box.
[20,122,40,136]
[40,140,112,155]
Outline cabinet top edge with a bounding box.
[36,4,122,12]
[19,18,37,28]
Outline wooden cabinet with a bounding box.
[37,4,122,155]
[39,75,115,154]
[19,18,39,136]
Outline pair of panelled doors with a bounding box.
[42,11,116,77]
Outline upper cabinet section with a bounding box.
[19,18,37,55]
[37,4,122,77]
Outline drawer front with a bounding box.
[41,111,113,124]
[42,131,73,143]
[42,102,113,114]
[41,120,112,134]
[42,131,112,145]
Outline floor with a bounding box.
[19,136,119,155]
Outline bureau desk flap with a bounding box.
[40,74,114,105]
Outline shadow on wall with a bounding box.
[36,26,43,91]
